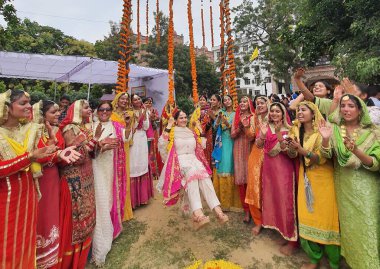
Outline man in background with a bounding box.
[58,95,70,123]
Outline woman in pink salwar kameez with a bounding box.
[256,102,298,255]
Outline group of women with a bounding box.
[0,90,156,268]
[185,77,379,269]
[0,70,379,269]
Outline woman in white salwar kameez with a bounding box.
[91,102,132,266]
[157,109,229,230]
[129,94,154,208]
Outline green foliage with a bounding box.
[234,0,380,85]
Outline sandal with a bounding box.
[216,212,229,224]
[193,214,210,230]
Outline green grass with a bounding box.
[86,219,147,269]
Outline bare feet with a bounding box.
[243,211,251,223]
[275,237,288,246]
[251,225,262,236]
[300,263,318,269]
[280,243,297,256]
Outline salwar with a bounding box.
[301,238,340,269]
[237,184,249,212]
[130,171,154,209]
[213,170,242,211]
[186,178,220,213]
[249,205,262,226]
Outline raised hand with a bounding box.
[94,123,104,140]
[274,121,283,133]
[59,145,81,164]
[45,121,58,145]
[259,122,268,137]
[294,68,305,79]
[318,120,332,139]
[167,117,175,129]
[334,85,344,100]
[241,116,250,128]
[30,145,58,161]
[341,77,356,95]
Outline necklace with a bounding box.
[341,125,359,141]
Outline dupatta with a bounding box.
[161,129,211,206]
[110,121,126,238]
[328,94,380,167]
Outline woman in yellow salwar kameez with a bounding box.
[111,92,134,221]
[287,101,340,269]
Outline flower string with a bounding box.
[146,0,149,44]
[116,0,132,93]
[187,0,199,104]
[209,0,214,48]
[219,1,226,95]
[156,0,160,44]
[167,0,175,105]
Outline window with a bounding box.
[251,79,255,84]
[265,76,272,83]
[254,90,261,96]
[243,66,250,74]
[244,78,251,85]
[254,65,260,72]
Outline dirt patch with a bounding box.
[86,186,349,269]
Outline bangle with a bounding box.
[306,151,312,158]
[164,127,171,133]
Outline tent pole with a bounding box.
[87,82,91,101]
[54,81,57,102]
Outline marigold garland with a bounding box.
[219,0,226,95]
[116,0,132,93]
[209,0,214,48]
[185,259,243,269]
[145,0,149,44]
[137,0,141,47]
[187,0,199,104]
[224,0,238,109]
[201,0,205,48]
[167,0,175,104]
[156,0,160,44]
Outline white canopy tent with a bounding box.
[0,51,170,113]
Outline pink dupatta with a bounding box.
[162,132,211,206]
[110,121,126,238]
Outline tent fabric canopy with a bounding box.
[0,51,168,84]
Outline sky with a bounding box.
[5,0,246,49]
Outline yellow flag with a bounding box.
[250,47,259,62]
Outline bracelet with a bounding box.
[306,151,312,158]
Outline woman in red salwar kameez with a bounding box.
[57,100,103,269]
[33,100,65,269]
[0,90,76,269]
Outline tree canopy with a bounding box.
[233,0,380,85]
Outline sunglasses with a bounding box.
[98,108,112,112]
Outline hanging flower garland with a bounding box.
[116,0,132,93]
[167,0,175,104]
[219,0,226,95]
[156,0,160,44]
[146,0,149,44]
[224,0,237,109]
[137,0,141,47]
[201,0,205,48]
[187,0,199,104]
[209,0,214,48]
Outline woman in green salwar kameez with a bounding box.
[319,94,380,269]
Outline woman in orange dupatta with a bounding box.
[110,92,134,221]
[245,95,269,235]
[57,100,102,269]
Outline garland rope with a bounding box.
[146,0,149,44]
[224,0,237,108]
[209,0,214,48]
[188,0,199,104]
[156,0,160,44]
[137,0,141,47]
[116,0,132,93]
[167,0,175,104]
[219,0,227,95]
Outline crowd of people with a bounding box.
[0,69,379,269]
